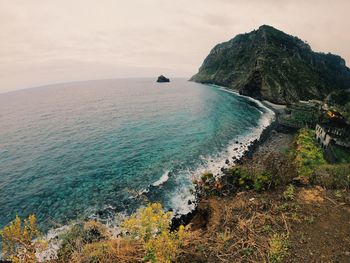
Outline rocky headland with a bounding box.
[191,25,350,104]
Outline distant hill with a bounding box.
[191,25,350,104]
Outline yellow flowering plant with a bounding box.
[0,214,46,263]
[122,203,186,263]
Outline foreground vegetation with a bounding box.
[1,128,349,262]
[0,215,46,262]
[180,128,349,262]
[1,204,187,263]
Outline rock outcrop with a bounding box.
[157,75,170,83]
[191,25,350,104]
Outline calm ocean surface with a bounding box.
[0,78,273,230]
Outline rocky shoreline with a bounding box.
[171,104,291,230]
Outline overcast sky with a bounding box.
[0,0,349,93]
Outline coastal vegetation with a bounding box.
[293,128,326,178]
[122,203,186,263]
[1,204,187,263]
[290,128,350,189]
[0,215,46,262]
[177,126,349,262]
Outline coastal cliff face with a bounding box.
[191,25,350,104]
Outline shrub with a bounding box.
[57,224,85,262]
[254,171,272,192]
[198,171,214,189]
[57,220,108,262]
[226,167,273,192]
[83,221,109,243]
[0,215,46,263]
[200,171,214,182]
[122,203,186,263]
[312,164,350,189]
[263,152,296,187]
[226,167,254,189]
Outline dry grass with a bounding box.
[54,220,145,263]
[177,191,294,262]
[76,238,144,263]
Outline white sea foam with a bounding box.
[152,170,170,187]
[38,209,128,262]
[169,86,275,215]
[36,225,72,262]
[170,185,197,215]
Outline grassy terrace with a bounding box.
[293,128,350,189]
[293,128,327,178]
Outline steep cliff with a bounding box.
[191,25,350,104]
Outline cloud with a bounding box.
[0,0,349,93]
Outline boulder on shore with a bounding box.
[157,75,170,83]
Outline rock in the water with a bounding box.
[157,75,170,83]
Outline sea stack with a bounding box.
[157,75,170,83]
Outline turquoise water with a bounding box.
[0,78,272,230]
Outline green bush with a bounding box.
[226,167,272,192]
[57,221,108,262]
[226,167,253,190]
[254,171,272,192]
[201,172,214,182]
[312,164,350,189]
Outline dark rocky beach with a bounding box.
[171,105,295,230]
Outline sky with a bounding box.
[0,0,350,93]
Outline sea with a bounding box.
[0,78,274,230]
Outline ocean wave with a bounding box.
[152,170,170,187]
[168,86,275,215]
